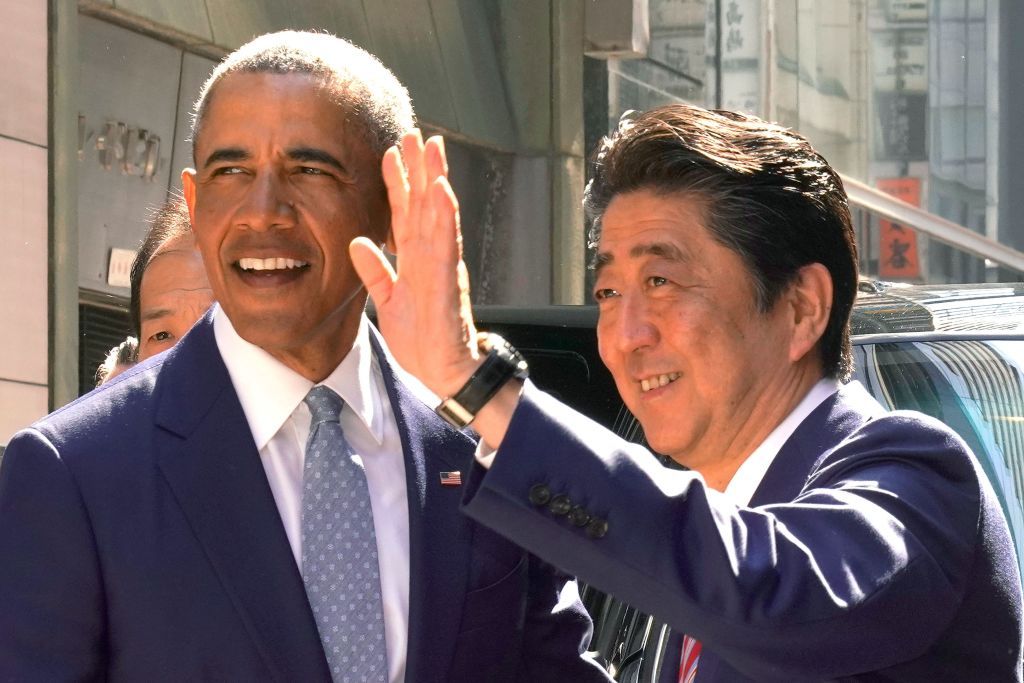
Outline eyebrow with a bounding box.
[201,147,347,175]
[141,308,173,323]
[287,147,347,174]
[202,147,249,169]
[593,241,688,276]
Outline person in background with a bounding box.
[351,106,1023,681]
[130,196,214,361]
[0,30,610,683]
[94,336,139,386]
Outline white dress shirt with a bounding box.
[213,305,409,683]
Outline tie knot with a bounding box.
[304,385,344,425]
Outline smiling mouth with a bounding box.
[236,257,309,272]
[639,372,681,393]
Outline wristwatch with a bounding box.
[435,332,529,428]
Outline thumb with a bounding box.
[349,237,396,309]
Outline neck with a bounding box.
[693,366,824,492]
[266,309,364,383]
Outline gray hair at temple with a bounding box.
[95,336,139,387]
[189,30,416,159]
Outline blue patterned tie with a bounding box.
[301,385,388,682]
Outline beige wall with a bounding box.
[0,0,49,445]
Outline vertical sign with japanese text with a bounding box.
[877,177,922,280]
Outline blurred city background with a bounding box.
[2,0,1024,446]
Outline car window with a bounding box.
[855,338,1024,574]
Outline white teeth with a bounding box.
[640,372,681,393]
[238,257,308,271]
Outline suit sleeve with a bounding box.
[463,383,983,680]
[0,428,106,679]
[516,555,613,682]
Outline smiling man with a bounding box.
[0,31,610,683]
[353,106,1024,681]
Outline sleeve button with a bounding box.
[548,494,572,516]
[585,517,609,539]
[568,505,591,527]
[528,483,551,507]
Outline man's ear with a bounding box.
[181,169,198,232]
[787,262,833,365]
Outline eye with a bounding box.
[593,288,619,302]
[150,331,173,343]
[646,276,668,288]
[211,166,244,176]
[295,165,336,179]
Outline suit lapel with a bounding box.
[750,386,854,507]
[370,330,477,683]
[153,314,331,682]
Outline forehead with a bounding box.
[141,247,210,300]
[597,189,711,255]
[195,72,355,154]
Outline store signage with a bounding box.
[78,114,162,182]
[878,177,922,280]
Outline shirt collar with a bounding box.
[723,377,841,506]
[212,304,384,450]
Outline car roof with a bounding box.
[851,281,1024,338]
[474,281,1024,340]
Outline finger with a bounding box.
[423,136,448,182]
[400,130,429,243]
[349,236,397,308]
[402,129,427,199]
[382,146,410,238]
[432,176,463,257]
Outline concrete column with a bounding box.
[550,0,587,305]
[49,0,79,409]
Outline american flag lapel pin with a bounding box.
[439,471,462,486]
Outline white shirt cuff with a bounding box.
[474,439,498,469]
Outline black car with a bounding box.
[474,281,1024,682]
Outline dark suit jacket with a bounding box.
[0,315,609,682]
[463,381,1024,681]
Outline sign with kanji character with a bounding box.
[877,177,922,280]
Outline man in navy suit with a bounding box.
[0,31,609,682]
[353,105,1024,680]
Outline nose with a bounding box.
[234,171,296,232]
[601,293,659,355]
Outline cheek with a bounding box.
[596,321,618,370]
[139,338,170,361]
[192,236,224,277]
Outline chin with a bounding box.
[644,429,691,463]
[233,316,305,350]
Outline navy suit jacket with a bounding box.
[0,315,609,682]
[464,381,1024,681]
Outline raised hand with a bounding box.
[350,130,481,399]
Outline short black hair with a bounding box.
[190,30,415,160]
[129,196,192,339]
[584,104,858,380]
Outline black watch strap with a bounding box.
[435,333,529,428]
